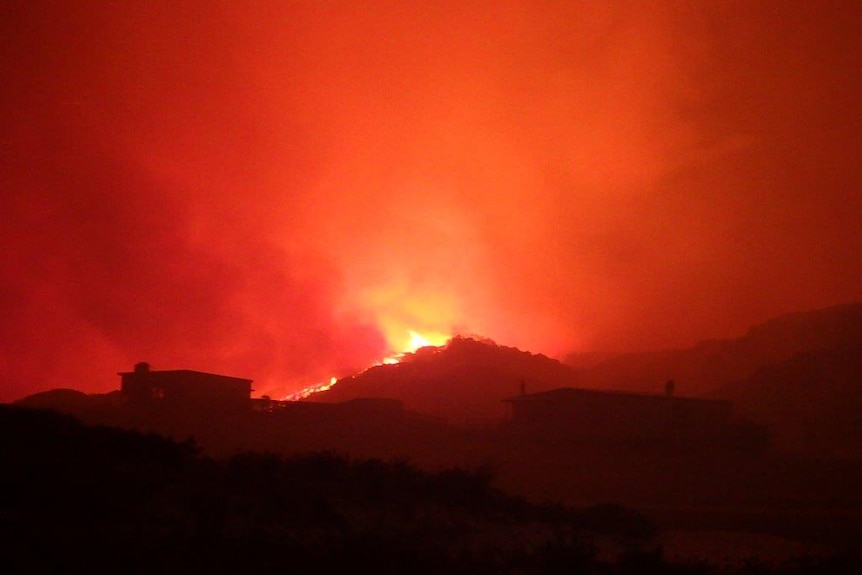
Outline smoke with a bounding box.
[2,1,861,400]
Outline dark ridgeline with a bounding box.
[567,301,862,458]
[566,301,862,393]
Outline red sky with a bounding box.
[2,1,861,401]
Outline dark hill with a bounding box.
[312,335,581,422]
[715,341,862,459]
[566,301,862,459]
[15,387,122,411]
[567,301,862,396]
[15,387,91,409]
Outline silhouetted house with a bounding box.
[119,362,252,411]
[505,387,765,450]
[335,397,404,417]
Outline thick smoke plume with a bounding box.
[2,1,860,400]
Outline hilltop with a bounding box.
[311,335,581,422]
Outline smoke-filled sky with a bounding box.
[2,1,861,401]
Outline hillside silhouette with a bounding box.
[567,301,862,394]
[314,335,581,422]
[567,301,862,458]
[716,340,862,459]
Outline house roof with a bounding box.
[117,369,253,385]
[504,386,730,406]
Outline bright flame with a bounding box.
[376,329,451,365]
[281,329,451,401]
[283,376,337,401]
[408,330,432,350]
[406,329,449,352]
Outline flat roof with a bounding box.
[504,386,730,405]
[118,369,253,384]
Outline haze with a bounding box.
[2,1,860,401]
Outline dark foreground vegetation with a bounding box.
[1,405,858,574]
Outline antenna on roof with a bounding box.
[665,379,675,396]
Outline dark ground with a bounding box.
[2,404,860,574]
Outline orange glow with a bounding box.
[2,3,861,404]
[407,330,449,352]
[284,329,451,400]
[376,329,452,365]
[359,284,463,359]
